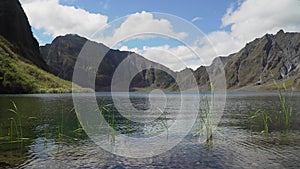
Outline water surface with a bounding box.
[0,92,299,168]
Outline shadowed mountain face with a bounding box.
[40,34,176,91]
[0,0,47,70]
[191,54,234,91]
[0,0,88,94]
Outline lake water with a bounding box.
[0,92,299,168]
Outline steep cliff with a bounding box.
[0,0,47,70]
[225,30,300,89]
[0,35,78,94]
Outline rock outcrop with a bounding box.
[41,30,300,91]
[0,0,47,70]
[40,34,175,91]
[225,30,300,89]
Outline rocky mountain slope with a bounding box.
[181,30,300,91]
[1,1,299,93]
[0,0,47,70]
[41,30,300,92]
[41,34,176,91]
[184,54,232,91]
[225,30,300,90]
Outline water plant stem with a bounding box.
[158,108,169,139]
[250,110,271,137]
[8,101,23,141]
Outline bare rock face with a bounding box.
[40,34,175,91]
[225,30,300,89]
[0,0,47,70]
[191,30,300,90]
[41,30,300,91]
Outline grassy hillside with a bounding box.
[0,35,83,94]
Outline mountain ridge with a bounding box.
[41,30,300,91]
[41,34,176,91]
[225,30,300,90]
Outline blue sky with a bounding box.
[59,0,235,32]
[31,0,237,45]
[20,0,300,71]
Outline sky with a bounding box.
[20,0,300,71]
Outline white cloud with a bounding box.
[21,2,188,49]
[191,0,300,69]
[191,17,202,23]
[20,1,192,71]
[20,0,300,71]
[120,45,205,71]
[99,11,188,46]
[141,45,195,71]
[220,0,300,50]
[119,46,140,54]
[20,0,108,39]
[118,0,300,71]
[197,31,243,58]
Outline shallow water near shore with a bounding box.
[0,92,299,168]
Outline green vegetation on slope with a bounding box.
[0,35,81,94]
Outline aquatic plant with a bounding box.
[126,114,131,136]
[99,102,113,127]
[0,122,3,138]
[199,96,213,143]
[158,108,169,139]
[8,117,18,142]
[99,100,115,143]
[8,101,23,141]
[273,80,294,131]
[249,79,294,137]
[57,107,75,142]
[57,106,63,142]
[250,110,271,137]
[195,83,215,144]
[73,119,84,134]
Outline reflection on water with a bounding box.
[0,92,299,168]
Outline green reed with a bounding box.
[0,123,3,138]
[57,107,75,142]
[57,106,63,142]
[199,96,213,143]
[99,100,115,143]
[126,115,131,136]
[250,110,271,137]
[8,101,23,141]
[195,83,215,144]
[273,80,294,130]
[73,119,84,134]
[158,108,169,139]
[249,79,294,137]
